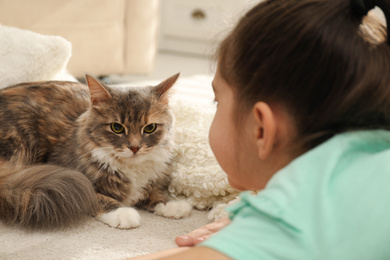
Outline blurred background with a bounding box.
[0,0,385,84]
[0,0,260,83]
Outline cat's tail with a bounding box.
[0,163,99,230]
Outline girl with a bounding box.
[133,0,390,259]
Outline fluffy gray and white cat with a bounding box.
[0,74,191,230]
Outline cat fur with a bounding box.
[0,74,191,230]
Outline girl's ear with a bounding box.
[253,102,277,160]
[154,73,180,104]
[85,74,112,105]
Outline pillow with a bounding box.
[0,25,71,88]
[169,100,240,220]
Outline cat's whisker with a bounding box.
[115,152,134,159]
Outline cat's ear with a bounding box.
[85,74,112,105]
[154,73,180,104]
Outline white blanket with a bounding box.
[0,25,72,88]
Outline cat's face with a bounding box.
[79,74,178,166]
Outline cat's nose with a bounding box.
[129,146,141,154]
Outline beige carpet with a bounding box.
[0,209,209,260]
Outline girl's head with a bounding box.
[210,0,390,190]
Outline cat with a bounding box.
[0,73,192,230]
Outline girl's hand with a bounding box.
[175,217,231,247]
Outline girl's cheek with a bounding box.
[208,116,218,156]
[209,112,230,174]
[209,111,226,165]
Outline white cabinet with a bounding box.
[159,0,259,56]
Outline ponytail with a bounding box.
[351,0,390,44]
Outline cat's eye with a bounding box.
[110,123,125,134]
[144,123,157,134]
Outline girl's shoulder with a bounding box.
[202,131,390,260]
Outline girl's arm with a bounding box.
[130,247,231,260]
[176,217,231,247]
[130,217,232,260]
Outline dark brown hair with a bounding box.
[218,0,390,150]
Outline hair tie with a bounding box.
[351,0,376,17]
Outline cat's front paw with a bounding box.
[96,207,140,229]
[154,200,192,219]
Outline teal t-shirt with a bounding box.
[201,130,390,260]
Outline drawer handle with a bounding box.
[191,9,206,20]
